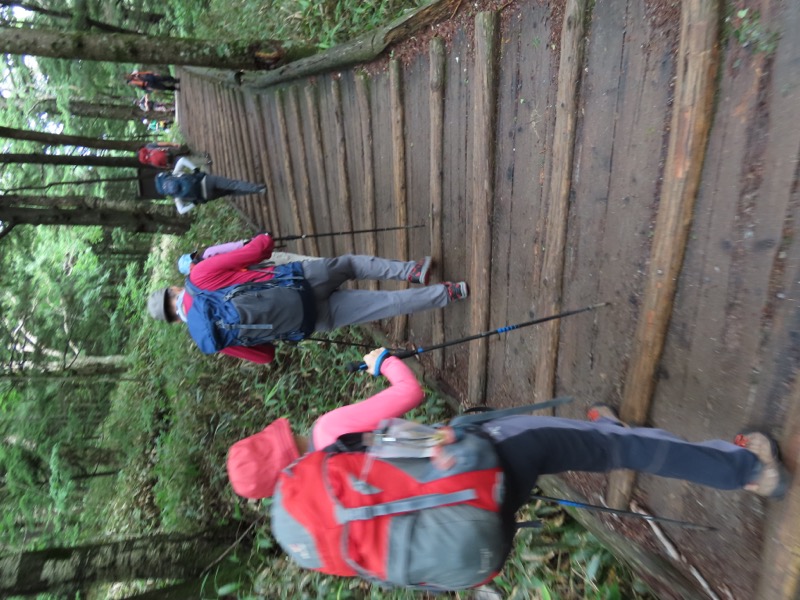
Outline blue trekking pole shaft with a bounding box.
[273,224,424,243]
[345,302,609,372]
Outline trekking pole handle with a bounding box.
[345,349,418,373]
[345,361,368,373]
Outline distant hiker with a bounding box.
[227,351,790,591]
[146,233,466,363]
[145,119,171,133]
[126,70,180,92]
[156,156,265,215]
[135,94,173,113]
[177,237,319,275]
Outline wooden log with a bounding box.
[606,0,720,508]
[429,36,446,370]
[331,77,356,254]
[355,73,378,291]
[286,86,320,256]
[390,59,409,341]
[275,89,306,254]
[242,92,275,229]
[532,0,586,404]
[224,91,263,232]
[231,90,262,223]
[255,95,282,234]
[466,11,498,407]
[213,86,256,226]
[303,85,334,256]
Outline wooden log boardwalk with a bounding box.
[176,0,800,597]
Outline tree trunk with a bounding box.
[1,354,130,377]
[0,26,313,70]
[0,153,140,168]
[0,531,237,596]
[0,1,144,34]
[120,579,205,600]
[0,194,162,210]
[34,98,172,121]
[0,126,144,152]
[0,205,190,235]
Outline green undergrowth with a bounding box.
[170,0,425,50]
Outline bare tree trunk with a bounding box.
[34,98,172,122]
[0,194,162,210]
[0,26,314,69]
[0,153,140,168]
[0,205,189,235]
[120,579,205,600]
[0,126,145,152]
[0,0,144,34]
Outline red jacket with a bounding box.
[182,234,278,364]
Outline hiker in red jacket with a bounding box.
[225,349,789,590]
[146,234,468,364]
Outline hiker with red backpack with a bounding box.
[136,142,199,170]
[156,156,266,214]
[146,233,469,364]
[226,349,789,591]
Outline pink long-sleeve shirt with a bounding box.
[311,356,425,450]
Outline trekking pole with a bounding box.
[529,494,717,531]
[272,224,424,243]
[345,302,610,372]
[303,336,376,350]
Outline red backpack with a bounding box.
[270,421,511,591]
[138,145,170,168]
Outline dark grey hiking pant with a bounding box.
[300,255,451,331]
[484,415,760,518]
[202,175,265,200]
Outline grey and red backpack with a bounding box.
[270,421,512,591]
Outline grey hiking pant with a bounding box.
[300,255,450,331]
[484,415,760,519]
[201,174,265,200]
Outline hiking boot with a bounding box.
[408,256,432,285]
[443,281,469,302]
[734,430,790,499]
[586,403,626,427]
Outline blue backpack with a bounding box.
[184,263,317,354]
[155,172,205,202]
